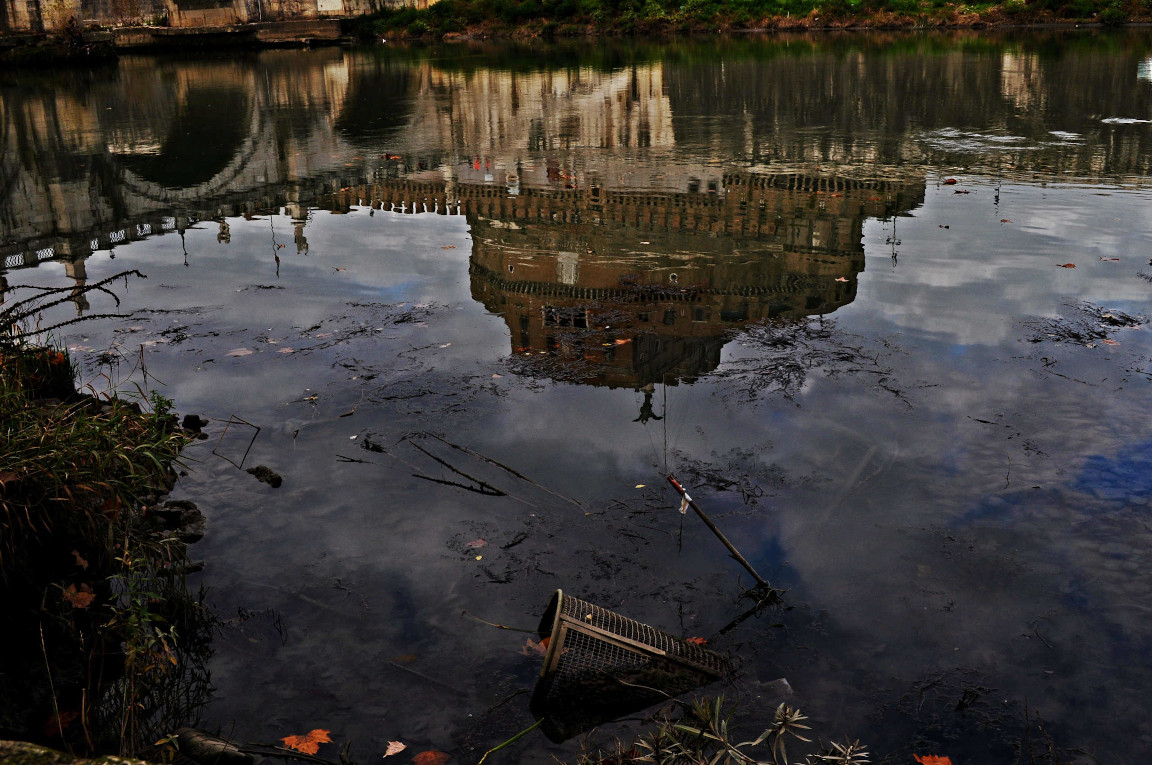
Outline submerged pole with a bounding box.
[666,474,769,588]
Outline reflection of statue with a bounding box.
[216,220,230,244]
[633,384,663,424]
[294,222,309,256]
[64,259,90,315]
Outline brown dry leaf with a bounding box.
[441,245,457,250]
[943,178,959,185]
[1102,339,1120,345]
[72,550,89,570]
[281,729,333,755]
[614,338,631,345]
[43,710,79,736]
[63,583,95,609]
[384,741,407,757]
[1000,219,1013,223]
[520,637,550,657]
[1057,263,1076,268]
[954,189,970,194]
[412,751,451,765]
[465,539,487,549]
[226,348,253,357]
[685,637,708,646]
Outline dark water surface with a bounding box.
[4,31,1152,764]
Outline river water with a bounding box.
[3,31,1152,764]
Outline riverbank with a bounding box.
[2,0,1150,65]
[1,274,215,758]
[352,0,1151,40]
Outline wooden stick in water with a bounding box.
[666,474,769,588]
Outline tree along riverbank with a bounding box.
[2,0,1150,66]
[351,0,1151,40]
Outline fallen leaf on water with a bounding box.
[685,637,708,646]
[1000,219,1013,223]
[339,409,356,418]
[491,373,503,379]
[333,267,347,272]
[466,539,487,549]
[441,245,457,249]
[226,348,253,357]
[521,637,551,656]
[614,338,631,345]
[439,343,452,348]
[1100,257,1120,261]
[1102,339,1119,345]
[943,178,959,185]
[63,583,95,609]
[635,484,645,489]
[315,332,333,338]
[954,189,970,194]
[43,710,79,736]
[278,348,295,354]
[384,741,407,757]
[938,224,950,229]
[412,751,451,765]
[281,729,332,755]
[835,277,849,283]
[913,756,952,765]
[72,550,88,570]
[1057,263,1076,268]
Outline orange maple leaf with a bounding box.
[913,756,952,765]
[63,583,95,609]
[412,750,451,765]
[281,729,332,755]
[685,637,708,646]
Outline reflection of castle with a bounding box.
[318,165,923,388]
[457,171,923,388]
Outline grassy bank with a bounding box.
[351,0,1152,39]
[1,276,212,758]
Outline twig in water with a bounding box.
[462,610,536,634]
[476,719,543,765]
[387,660,467,696]
[40,622,72,755]
[405,439,508,498]
[417,432,584,509]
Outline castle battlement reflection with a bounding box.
[320,167,924,389]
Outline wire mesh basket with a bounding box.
[530,590,731,741]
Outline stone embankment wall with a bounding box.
[0,0,430,33]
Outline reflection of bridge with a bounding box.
[6,45,1152,281]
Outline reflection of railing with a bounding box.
[471,261,844,300]
[1,216,189,273]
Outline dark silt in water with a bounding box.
[3,31,1152,764]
